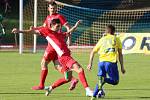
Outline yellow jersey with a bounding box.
[93,34,122,63]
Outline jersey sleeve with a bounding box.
[34,27,47,37]
[116,37,122,49]
[59,14,67,25]
[93,39,102,53]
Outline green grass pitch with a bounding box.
[0,52,150,100]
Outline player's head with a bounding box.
[50,18,61,32]
[48,2,57,14]
[105,25,115,35]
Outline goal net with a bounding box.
[22,0,150,53]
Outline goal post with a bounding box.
[19,0,23,54]
[33,0,38,53]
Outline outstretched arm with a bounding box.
[66,20,81,35]
[11,28,39,35]
[64,23,72,46]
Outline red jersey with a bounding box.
[43,13,68,51]
[44,13,67,29]
[37,27,70,57]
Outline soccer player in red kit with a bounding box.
[11,19,93,96]
[32,2,78,90]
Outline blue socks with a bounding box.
[93,84,99,97]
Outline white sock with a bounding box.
[49,86,52,90]
[85,87,90,91]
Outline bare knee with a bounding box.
[55,65,62,72]
[72,63,83,73]
[41,59,48,69]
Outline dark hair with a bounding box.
[50,19,61,26]
[107,25,115,35]
[49,2,57,7]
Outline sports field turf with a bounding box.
[0,52,150,100]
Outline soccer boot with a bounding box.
[69,79,78,91]
[45,86,52,96]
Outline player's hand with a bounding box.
[74,20,82,28]
[30,26,34,30]
[12,28,19,34]
[121,66,126,74]
[87,64,92,71]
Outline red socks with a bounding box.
[51,78,69,89]
[78,70,89,88]
[39,68,48,87]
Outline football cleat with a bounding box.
[96,89,105,98]
[45,86,52,96]
[69,79,78,91]
[32,86,44,90]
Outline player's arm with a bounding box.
[87,39,101,71]
[66,20,81,35]
[63,23,72,46]
[117,37,126,74]
[11,28,39,35]
[87,50,97,71]
[118,48,126,74]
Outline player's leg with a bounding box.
[71,63,93,96]
[68,71,79,90]
[32,48,51,90]
[53,59,79,90]
[104,62,119,85]
[32,58,50,90]
[46,55,93,96]
[45,70,73,96]
[91,62,106,99]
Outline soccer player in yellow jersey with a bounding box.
[87,25,126,99]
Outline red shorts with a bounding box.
[58,54,77,71]
[42,47,58,62]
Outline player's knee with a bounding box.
[41,59,48,69]
[75,67,83,73]
[55,65,62,72]
[112,80,119,85]
[78,67,83,73]
[72,63,83,73]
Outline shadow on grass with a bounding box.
[0,92,80,95]
[0,92,44,95]
[107,88,150,91]
[104,96,150,99]
[0,89,150,99]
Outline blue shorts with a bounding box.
[98,61,119,81]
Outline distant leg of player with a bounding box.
[87,25,126,100]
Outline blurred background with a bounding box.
[0,0,150,53]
